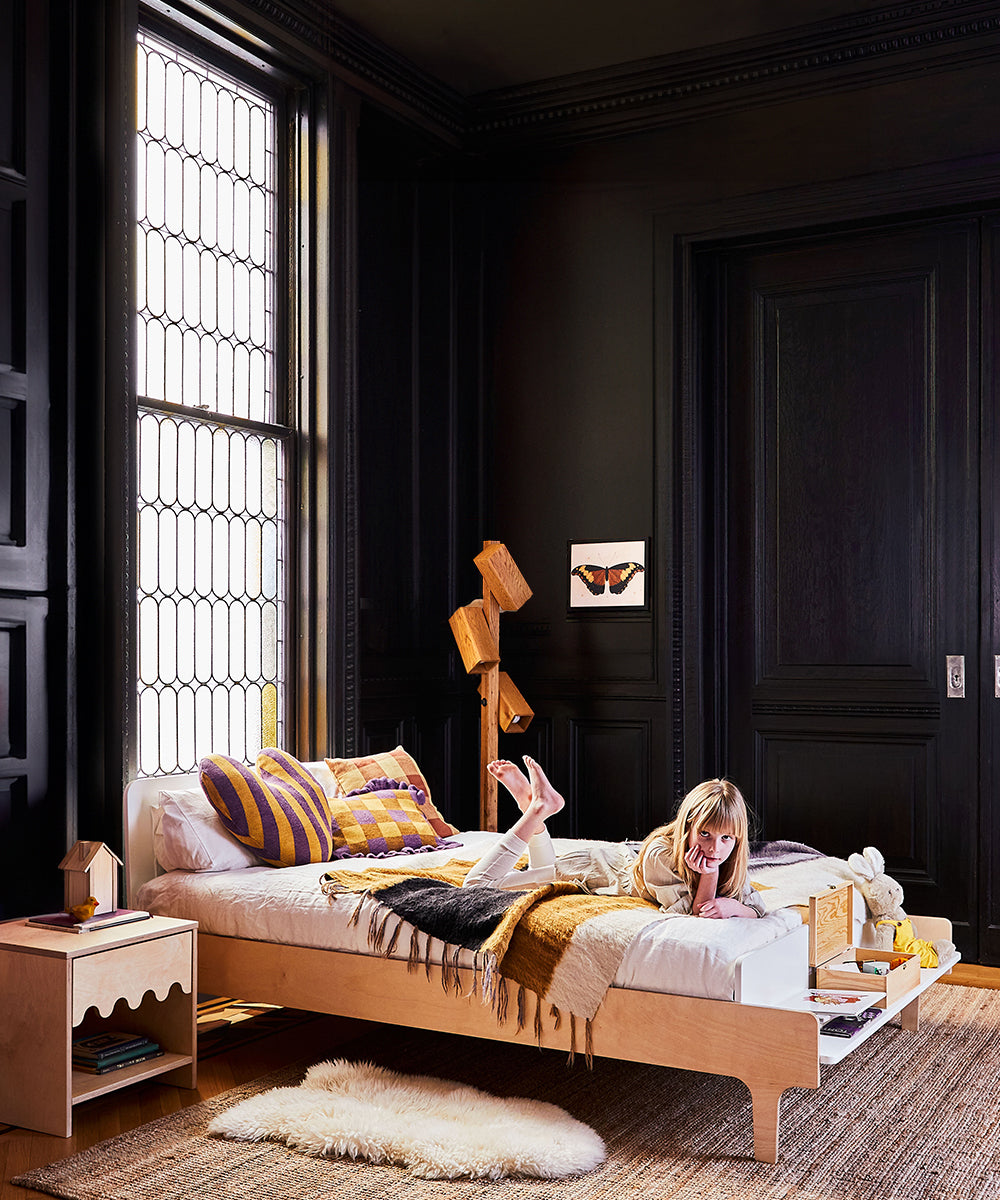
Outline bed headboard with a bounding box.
[123,760,338,906]
[123,770,199,907]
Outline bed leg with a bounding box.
[899,993,920,1031]
[748,1084,784,1163]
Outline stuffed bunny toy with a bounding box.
[849,846,956,967]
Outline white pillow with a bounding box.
[301,759,340,796]
[153,786,262,872]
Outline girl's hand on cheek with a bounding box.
[685,844,717,876]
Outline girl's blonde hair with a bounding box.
[631,778,750,901]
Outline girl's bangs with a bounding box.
[693,793,742,835]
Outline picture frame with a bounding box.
[567,538,649,613]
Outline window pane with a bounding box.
[136,30,286,775]
[136,412,285,772]
[136,33,275,421]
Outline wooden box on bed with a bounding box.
[809,883,920,1007]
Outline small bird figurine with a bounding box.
[65,896,99,922]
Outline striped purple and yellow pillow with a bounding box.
[199,750,333,867]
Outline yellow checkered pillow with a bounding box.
[329,786,459,860]
[325,746,459,836]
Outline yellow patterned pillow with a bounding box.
[329,785,460,859]
[326,746,459,837]
[199,750,333,867]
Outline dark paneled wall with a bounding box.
[477,57,1000,956]
[478,184,669,840]
[355,107,487,832]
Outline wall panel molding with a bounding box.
[569,717,652,840]
[0,594,50,918]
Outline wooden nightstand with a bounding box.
[0,915,198,1136]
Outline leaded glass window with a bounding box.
[135,28,287,775]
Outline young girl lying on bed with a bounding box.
[462,757,765,918]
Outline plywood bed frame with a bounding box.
[124,773,956,1163]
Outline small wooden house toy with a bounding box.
[59,841,123,915]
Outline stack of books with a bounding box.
[26,908,150,934]
[72,1031,164,1074]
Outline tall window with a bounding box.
[135,28,288,776]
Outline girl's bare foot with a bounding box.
[523,756,565,822]
[487,759,532,812]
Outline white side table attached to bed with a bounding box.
[0,914,198,1136]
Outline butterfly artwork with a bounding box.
[571,562,645,596]
[568,541,648,609]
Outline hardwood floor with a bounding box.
[939,962,1000,989]
[2,963,998,1198]
[0,1013,369,1200]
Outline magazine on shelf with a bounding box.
[819,1008,884,1039]
[26,908,151,934]
[788,989,885,1016]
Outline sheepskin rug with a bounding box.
[207,1058,606,1180]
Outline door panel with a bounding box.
[720,221,979,958]
[982,219,1000,965]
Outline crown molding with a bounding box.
[238,0,467,143]
[467,0,1000,149]
[209,0,1000,152]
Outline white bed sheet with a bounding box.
[137,831,854,1001]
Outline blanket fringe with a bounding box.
[371,907,394,954]
[496,977,509,1026]
[384,916,403,957]
[349,893,597,1067]
[450,944,463,996]
[349,892,368,927]
[408,926,422,973]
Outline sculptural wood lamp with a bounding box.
[448,541,533,830]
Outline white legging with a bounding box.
[462,828,557,890]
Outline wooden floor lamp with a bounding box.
[448,541,533,831]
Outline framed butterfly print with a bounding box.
[568,539,649,613]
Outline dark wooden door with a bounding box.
[715,220,981,960]
[0,0,57,919]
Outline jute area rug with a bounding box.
[14,984,1000,1200]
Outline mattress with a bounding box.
[137,831,859,1001]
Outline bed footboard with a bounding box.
[198,932,819,1162]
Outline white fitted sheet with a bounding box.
[137,832,857,1001]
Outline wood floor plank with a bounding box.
[940,963,1000,989]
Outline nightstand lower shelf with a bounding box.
[72,1050,195,1103]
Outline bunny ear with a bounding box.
[864,847,886,875]
[849,852,874,880]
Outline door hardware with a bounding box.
[946,654,965,699]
